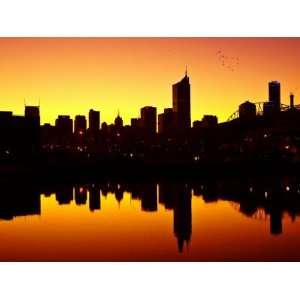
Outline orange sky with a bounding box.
[0,37,300,125]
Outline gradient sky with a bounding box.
[0,37,300,125]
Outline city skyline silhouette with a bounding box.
[1,37,300,262]
[0,38,300,125]
[0,67,300,175]
[2,71,299,128]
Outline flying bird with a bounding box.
[216,50,240,72]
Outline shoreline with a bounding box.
[0,158,299,183]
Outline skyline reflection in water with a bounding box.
[1,177,300,261]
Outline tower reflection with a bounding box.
[89,184,101,211]
[56,185,73,205]
[159,183,175,209]
[75,186,87,205]
[141,183,157,212]
[159,182,192,252]
[173,183,192,253]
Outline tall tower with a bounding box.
[173,183,192,253]
[114,111,123,130]
[172,71,191,130]
[269,81,281,111]
[25,105,40,126]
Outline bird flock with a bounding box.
[217,50,240,72]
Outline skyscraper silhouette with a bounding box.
[130,118,141,130]
[172,72,191,130]
[269,81,281,111]
[25,106,40,126]
[140,106,157,134]
[88,109,100,132]
[55,115,73,146]
[24,106,40,155]
[263,81,281,116]
[74,115,87,135]
[114,112,123,130]
[158,108,175,134]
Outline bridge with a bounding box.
[227,101,300,122]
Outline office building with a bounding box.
[74,115,87,135]
[158,108,174,134]
[55,115,73,146]
[192,120,202,129]
[130,118,141,129]
[25,106,40,125]
[172,72,191,130]
[41,123,56,147]
[114,113,123,130]
[269,81,281,110]
[89,109,100,132]
[55,115,73,136]
[140,106,157,134]
[264,81,281,116]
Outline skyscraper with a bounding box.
[24,106,40,154]
[88,109,100,132]
[25,106,40,125]
[114,112,123,130]
[140,106,157,134]
[74,115,87,135]
[158,108,174,134]
[172,72,191,130]
[55,115,73,146]
[55,116,73,136]
[269,81,281,111]
[130,118,141,129]
[263,81,281,116]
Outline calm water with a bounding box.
[1,177,300,261]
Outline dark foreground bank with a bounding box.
[0,154,300,183]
